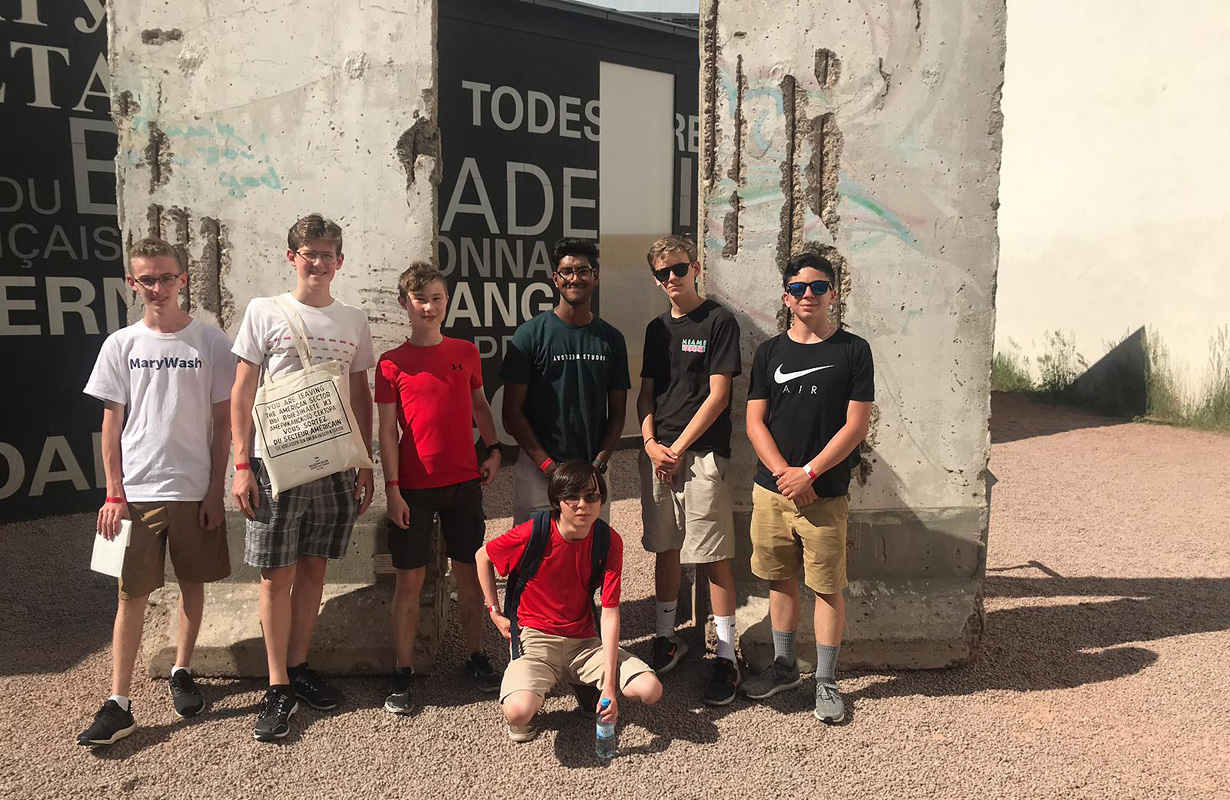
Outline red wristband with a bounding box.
[234,462,251,471]
[803,463,817,480]
[385,479,399,487]
[104,496,126,504]
[539,457,554,474]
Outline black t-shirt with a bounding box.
[748,328,874,497]
[641,299,742,458]
[500,311,631,462]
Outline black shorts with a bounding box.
[387,479,486,570]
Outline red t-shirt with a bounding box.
[374,337,483,489]
[485,518,623,640]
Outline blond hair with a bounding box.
[127,237,181,272]
[645,235,697,268]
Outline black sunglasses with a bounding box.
[785,280,832,298]
[652,261,692,283]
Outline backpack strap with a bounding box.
[588,519,612,638]
[503,510,553,660]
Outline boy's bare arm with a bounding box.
[200,399,231,529]
[665,372,732,455]
[230,359,260,519]
[775,400,872,503]
[502,382,551,467]
[471,388,502,485]
[746,398,789,475]
[595,389,627,464]
[379,402,409,528]
[599,605,621,723]
[349,370,374,514]
[475,546,511,640]
[97,401,127,537]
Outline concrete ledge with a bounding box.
[737,578,984,672]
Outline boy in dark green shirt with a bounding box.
[500,238,630,524]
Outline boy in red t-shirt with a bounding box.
[476,461,663,742]
[375,263,504,713]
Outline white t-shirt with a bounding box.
[232,293,375,457]
[84,319,236,502]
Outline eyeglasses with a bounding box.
[296,250,338,264]
[131,273,182,289]
[652,261,692,283]
[560,493,603,508]
[556,266,595,279]
[785,280,832,298]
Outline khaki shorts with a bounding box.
[749,483,849,594]
[120,501,231,599]
[639,450,735,564]
[513,456,611,526]
[500,627,653,702]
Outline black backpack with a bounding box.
[503,510,611,659]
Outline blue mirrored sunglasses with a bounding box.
[785,280,832,298]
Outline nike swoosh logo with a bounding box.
[774,364,834,384]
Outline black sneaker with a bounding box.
[253,686,298,742]
[465,652,502,694]
[650,636,689,675]
[169,670,204,718]
[741,656,803,700]
[289,663,342,710]
[76,699,135,747]
[701,657,740,706]
[384,668,414,715]
[571,683,601,717]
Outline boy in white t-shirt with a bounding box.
[230,213,375,742]
[77,237,236,747]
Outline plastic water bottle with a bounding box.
[595,697,617,759]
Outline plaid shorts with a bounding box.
[244,457,359,569]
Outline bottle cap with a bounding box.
[600,697,611,709]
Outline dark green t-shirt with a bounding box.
[500,311,631,462]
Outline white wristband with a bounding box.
[803,463,817,480]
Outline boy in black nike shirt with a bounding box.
[740,252,874,724]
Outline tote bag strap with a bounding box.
[271,295,316,370]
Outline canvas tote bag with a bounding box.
[251,296,374,498]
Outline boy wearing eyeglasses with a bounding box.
[476,461,662,742]
[500,238,630,525]
[741,251,873,724]
[78,238,235,746]
[230,213,375,741]
[636,236,743,706]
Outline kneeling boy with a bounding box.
[476,461,662,742]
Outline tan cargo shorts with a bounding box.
[500,627,653,702]
[638,449,735,564]
[749,483,849,594]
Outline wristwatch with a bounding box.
[592,458,608,474]
[485,441,503,456]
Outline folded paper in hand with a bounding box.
[91,519,131,578]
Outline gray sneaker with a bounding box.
[741,656,803,700]
[813,681,846,724]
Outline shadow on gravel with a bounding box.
[846,570,1230,705]
[86,689,265,757]
[0,514,113,677]
[990,391,1125,445]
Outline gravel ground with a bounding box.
[3,392,1227,799]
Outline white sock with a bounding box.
[108,694,131,712]
[655,600,678,639]
[171,665,189,677]
[714,614,737,662]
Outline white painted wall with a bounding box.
[997,0,1230,389]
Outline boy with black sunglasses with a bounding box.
[741,251,874,724]
[636,236,743,705]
